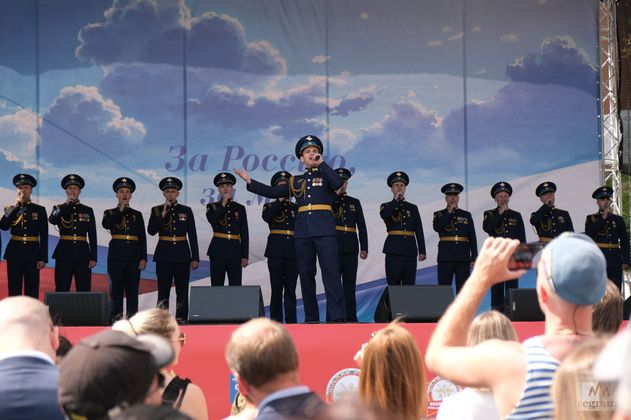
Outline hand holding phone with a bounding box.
[508,242,544,270]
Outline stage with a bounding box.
[62,322,547,419]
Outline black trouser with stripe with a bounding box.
[385,254,417,286]
[268,257,298,323]
[340,253,359,322]
[7,257,39,298]
[108,260,141,323]
[210,257,242,286]
[156,262,190,321]
[55,260,91,292]
[437,261,470,294]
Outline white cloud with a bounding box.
[137,169,161,181]
[311,55,331,65]
[0,148,42,172]
[360,12,370,20]
[427,40,444,47]
[447,32,464,41]
[442,26,452,33]
[330,128,359,154]
[537,0,547,4]
[0,108,40,153]
[475,69,488,75]
[471,26,482,32]
[500,33,520,43]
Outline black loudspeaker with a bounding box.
[509,289,544,321]
[188,286,265,324]
[374,285,454,323]
[623,296,631,321]
[44,292,108,326]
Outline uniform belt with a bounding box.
[159,236,187,242]
[298,204,332,212]
[538,237,553,243]
[213,232,241,241]
[336,226,357,233]
[60,235,87,241]
[388,230,415,237]
[597,242,620,249]
[440,236,469,242]
[270,229,294,236]
[11,235,38,242]
[111,234,139,241]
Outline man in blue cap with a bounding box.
[334,168,368,322]
[482,181,526,312]
[49,174,97,292]
[433,183,477,294]
[380,171,425,287]
[206,172,249,286]
[0,174,48,298]
[529,181,573,242]
[147,177,199,322]
[585,186,629,291]
[262,171,299,323]
[102,177,147,323]
[234,135,346,323]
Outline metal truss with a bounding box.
[599,0,628,295]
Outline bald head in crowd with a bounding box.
[0,296,59,358]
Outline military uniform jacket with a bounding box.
[206,200,249,259]
[49,202,98,262]
[585,212,630,267]
[102,207,148,262]
[262,199,297,259]
[380,199,425,257]
[0,202,48,262]
[529,204,574,240]
[482,208,526,242]
[433,208,478,262]
[334,195,368,255]
[147,202,200,264]
[247,162,343,239]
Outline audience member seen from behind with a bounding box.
[593,328,631,420]
[225,318,325,420]
[58,329,174,419]
[552,338,614,420]
[111,403,192,420]
[426,234,607,419]
[437,310,518,420]
[592,279,623,335]
[0,296,64,420]
[113,308,208,420]
[356,322,426,420]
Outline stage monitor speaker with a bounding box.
[44,292,108,326]
[373,285,454,323]
[509,289,544,321]
[188,286,264,324]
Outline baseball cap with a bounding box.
[543,233,607,306]
[59,330,174,418]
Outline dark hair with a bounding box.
[592,280,623,335]
[57,335,73,358]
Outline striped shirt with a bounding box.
[505,336,560,420]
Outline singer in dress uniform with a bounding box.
[482,182,526,311]
[433,183,477,294]
[234,135,346,323]
[206,172,249,286]
[585,186,630,290]
[262,171,299,323]
[334,168,368,322]
[147,177,200,322]
[380,171,425,286]
[49,174,97,292]
[529,182,574,242]
[102,177,147,323]
[0,174,48,298]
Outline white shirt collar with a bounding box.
[0,350,55,365]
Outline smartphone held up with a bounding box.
[508,242,545,270]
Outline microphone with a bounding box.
[313,154,321,162]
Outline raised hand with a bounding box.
[233,168,251,184]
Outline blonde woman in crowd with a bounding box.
[113,308,208,420]
[356,321,426,420]
[437,311,518,420]
[552,338,614,420]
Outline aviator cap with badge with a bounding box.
[61,174,85,190]
[387,171,409,187]
[592,186,613,200]
[535,181,556,197]
[159,177,182,191]
[491,181,512,198]
[441,183,464,195]
[295,135,323,158]
[13,173,37,188]
[271,171,291,186]
[112,177,136,193]
[213,172,237,187]
[336,168,352,180]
